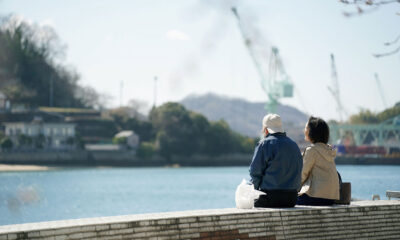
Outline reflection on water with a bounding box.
[6,185,41,213]
[0,166,399,226]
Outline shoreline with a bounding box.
[1,151,400,167]
[0,164,52,172]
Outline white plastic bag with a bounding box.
[299,177,311,195]
[235,179,266,209]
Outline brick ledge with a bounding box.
[1,200,399,235]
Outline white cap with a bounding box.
[262,114,284,134]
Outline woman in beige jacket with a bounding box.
[297,116,340,206]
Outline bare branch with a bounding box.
[374,0,400,5]
[384,34,400,46]
[342,5,379,16]
[340,0,365,5]
[341,0,400,5]
[373,45,400,57]
[341,0,400,17]
[340,0,400,58]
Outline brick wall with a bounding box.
[0,200,399,240]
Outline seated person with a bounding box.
[297,116,340,206]
[249,114,303,208]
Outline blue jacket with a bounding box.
[249,132,302,191]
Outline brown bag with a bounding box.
[335,182,351,205]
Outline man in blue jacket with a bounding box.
[249,114,302,208]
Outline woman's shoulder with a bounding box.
[304,144,318,157]
[304,144,317,152]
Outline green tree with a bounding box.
[349,109,379,124]
[0,131,5,142]
[66,137,75,145]
[239,136,256,153]
[150,102,195,159]
[349,103,400,124]
[34,134,45,149]
[18,134,32,147]
[149,102,255,158]
[112,136,127,145]
[74,133,85,149]
[137,142,156,159]
[1,137,13,150]
[204,120,242,155]
[0,15,100,108]
[189,112,210,153]
[108,106,155,142]
[377,105,400,122]
[117,118,154,142]
[155,130,172,159]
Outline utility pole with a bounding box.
[119,80,123,107]
[49,74,54,107]
[153,76,158,108]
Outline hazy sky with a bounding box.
[1,0,399,120]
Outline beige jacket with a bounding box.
[299,143,340,200]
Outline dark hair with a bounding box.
[306,116,329,144]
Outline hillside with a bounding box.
[180,93,308,140]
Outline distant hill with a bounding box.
[180,93,308,140]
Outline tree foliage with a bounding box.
[112,136,127,145]
[149,102,255,159]
[0,15,102,108]
[18,134,32,147]
[349,102,400,124]
[137,142,156,159]
[1,137,13,150]
[150,103,196,159]
[108,107,154,142]
[377,103,400,122]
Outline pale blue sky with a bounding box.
[1,0,399,120]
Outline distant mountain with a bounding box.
[180,93,308,139]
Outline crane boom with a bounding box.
[231,7,269,94]
[328,54,347,122]
[231,7,293,113]
[374,73,387,109]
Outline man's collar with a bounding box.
[268,132,286,137]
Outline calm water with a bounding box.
[0,166,399,226]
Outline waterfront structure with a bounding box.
[84,144,122,151]
[3,120,75,150]
[38,106,101,118]
[330,115,400,147]
[114,130,139,149]
[84,131,139,151]
[0,91,10,112]
[1,111,76,150]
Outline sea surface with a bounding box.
[1,165,399,226]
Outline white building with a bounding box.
[4,121,75,149]
[114,130,140,149]
[0,91,10,111]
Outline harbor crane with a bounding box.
[231,7,293,113]
[374,73,388,109]
[328,54,347,122]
